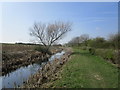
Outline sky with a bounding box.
[0,0,119,2]
[0,2,118,44]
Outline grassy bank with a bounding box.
[48,47,118,88]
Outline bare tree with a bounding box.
[68,34,89,46]
[79,34,89,43]
[68,37,80,45]
[30,21,72,53]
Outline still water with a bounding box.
[0,51,65,89]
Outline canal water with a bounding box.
[0,51,65,89]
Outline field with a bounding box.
[44,47,118,88]
[1,44,119,88]
[2,43,37,52]
[2,43,62,53]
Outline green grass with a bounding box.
[51,47,118,88]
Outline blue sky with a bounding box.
[1,2,118,44]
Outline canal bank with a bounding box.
[2,47,63,76]
[21,48,72,88]
[1,47,72,88]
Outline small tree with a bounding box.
[79,34,89,46]
[68,34,89,47]
[108,33,120,49]
[88,37,106,48]
[68,37,80,46]
[30,21,72,54]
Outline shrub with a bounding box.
[80,46,87,50]
[95,49,117,64]
[95,49,113,59]
[88,47,95,55]
[34,46,52,55]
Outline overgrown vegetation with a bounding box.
[88,48,118,64]
[68,33,120,49]
[66,33,120,66]
[88,47,95,55]
[34,46,52,55]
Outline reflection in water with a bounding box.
[2,64,41,88]
[0,51,65,89]
[49,51,65,62]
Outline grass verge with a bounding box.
[48,47,118,88]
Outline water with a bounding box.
[49,51,65,62]
[0,51,65,89]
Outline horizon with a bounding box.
[1,2,118,44]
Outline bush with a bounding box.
[88,47,95,55]
[34,46,52,55]
[80,46,87,50]
[95,49,117,64]
[95,49,113,59]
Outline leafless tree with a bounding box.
[30,21,72,53]
[68,37,80,45]
[67,34,89,46]
[79,34,89,43]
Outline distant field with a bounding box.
[49,47,118,88]
[2,43,62,52]
[2,43,39,52]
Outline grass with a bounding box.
[50,47,118,88]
